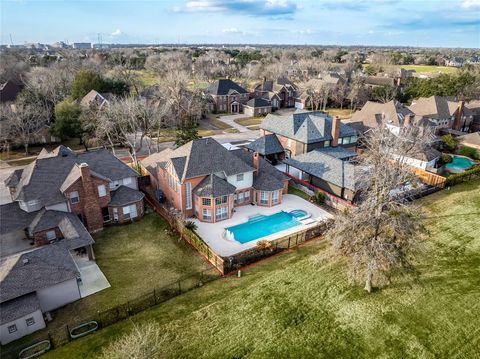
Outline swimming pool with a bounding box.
[445,155,475,172]
[226,211,301,244]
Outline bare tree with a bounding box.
[1,103,49,155]
[327,123,432,293]
[97,97,162,165]
[100,323,168,359]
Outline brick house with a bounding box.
[243,98,272,117]
[141,138,289,223]
[205,79,249,113]
[259,110,358,158]
[252,77,297,109]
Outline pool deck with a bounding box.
[192,194,333,257]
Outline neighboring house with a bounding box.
[0,80,23,103]
[245,133,285,164]
[72,42,92,49]
[465,100,480,132]
[253,77,297,109]
[0,207,95,344]
[260,110,358,158]
[364,76,398,88]
[458,132,480,151]
[295,73,347,110]
[349,100,429,135]
[140,138,289,223]
[80,90,112,110]
[3,145,144,233]
[392,147,441,171]
[408,96,473,132]
[243,98,272,117]
[205,79,249,113]
[445,57,465,67]
[283,146,361,202]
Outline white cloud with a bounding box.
[461,0,480,8]
[291,29,314,35]
[111,29,122,36]
[222,27,243,34]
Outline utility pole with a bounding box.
[9,33,13,46]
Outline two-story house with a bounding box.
[252,77,297,109]
[205,79,249,113]
[141,138,289,223]
[0,145,144,344]
[259,110,358,158]
[408,96,474,133]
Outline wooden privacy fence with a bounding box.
[410,167,447,188]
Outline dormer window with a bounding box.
[237,174,244,182]
[46,230,56,241]
[70,191,79,204]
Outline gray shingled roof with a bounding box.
[152,138,253,181]
[245,134,284,156]
[350,100,415,130]
[260,110,357,144]
[315,146,358,160]
[109,185,145,206]
[408,96,460,120]
[0,293,41,325]
[231,150,287,191]
[12,147,138,207]
[283,149,359,191]
[246,98,271,108]
[206,79,248,96]
[0,202,39,234]
[0,245,79,303]
[194,175,236,198]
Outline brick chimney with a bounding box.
[253,152,260,174]
[78,163,103,232]
[452,101,465,131]
[331,116,341,147]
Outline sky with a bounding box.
[1,0,479,48]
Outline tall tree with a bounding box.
[327,123,431,293]
[51,100,83,142]
[175,118,200,148]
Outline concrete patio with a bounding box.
[192,194,332,257]
[74,256,111,298]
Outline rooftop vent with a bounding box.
[22,258,29,265]
[79,162,89,168]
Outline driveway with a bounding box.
[217,114,253,133]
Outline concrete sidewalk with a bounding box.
[217,114,252,133]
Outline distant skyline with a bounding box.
[1,0,479,48]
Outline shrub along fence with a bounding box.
[1,268,218,359]
[445,165,480,186]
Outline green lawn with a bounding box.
[398,65,459,74]
[234,116,264,127]
[44,181,480,358]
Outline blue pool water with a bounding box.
[226,211,301,244]
[445,155,475,172]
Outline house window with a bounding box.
[238,192,244,203]
[26,317,35,326]
[215,195,228,205]
[245,191,250,202]
[234,194,237,204]
[46,230,56,241]
[202,208,212,221]
[8,324,17,333]
[343,137,351,145]
[69,191,79,204]
[113,207,118,221]
[236,173,244,182]
[350,135,357,143]
[102,207,110,222]
[215,206,228,221]
[272,190,280,204]
[324,140,331,148]
[260,191,269,205]
[98,184,107,197]
[122,204,137,220]
[185,182,192,210]
[202,198,211,206]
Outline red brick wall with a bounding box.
[33,228,63,246]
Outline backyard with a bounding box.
[43,180,480,358]
[1,213,216,352]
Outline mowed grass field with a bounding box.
[44,181,480,359]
